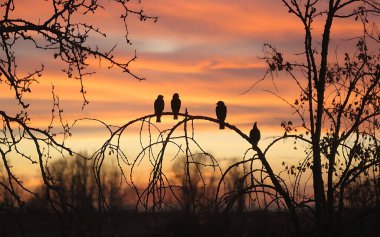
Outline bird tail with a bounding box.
[174,114,178,120]
[219,122,225,129]
[156,115,161,123]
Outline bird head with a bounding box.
[217,101,224,106]
[158,95,164,99]
[253,122,257,128]
[173,93,179,98]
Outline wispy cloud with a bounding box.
[4,0,364,155]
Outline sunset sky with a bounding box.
[1,0,367,185]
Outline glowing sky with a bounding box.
[1,0,367,184]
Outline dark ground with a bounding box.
[0,209,379,237]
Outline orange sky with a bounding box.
[1,0,369,184]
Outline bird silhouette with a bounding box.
[154,95,164,123]
[171,93,181,120]
[216,101,227,129]
[250,122,261,147]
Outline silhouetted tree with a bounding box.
[254,0,380,234]
[0,164,21,209]
[29,153,126,211]
[344,177,378,209]
[224,164,246,213]
[93,111,298,235]
[85,1,380,236]
[171,154,219,213]
[48,154,95,210]
[0,0,156,223]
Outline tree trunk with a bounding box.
[313,1,336,228]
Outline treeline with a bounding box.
[0,154,380,237]
[1,154,380,213]
[0,154,247,213]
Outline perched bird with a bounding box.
[216,101,227,129]
[171,93,181,120]
[154,95,165,123]
[250,122,261,147]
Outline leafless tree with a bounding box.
[92,111,301,235]
[0,0,156,231]
[92,1,380,236]
[29,153,125,210]
[2,0,378,236]
[253,0,380,234]
[170,153,220,213]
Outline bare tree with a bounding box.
[93,111,301,235]
[30,153,125,210]
[92,1,380,235]
[256,0,380,233]
[7,0,375,235]
[171,153,220,213]
[0,0,156,219]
